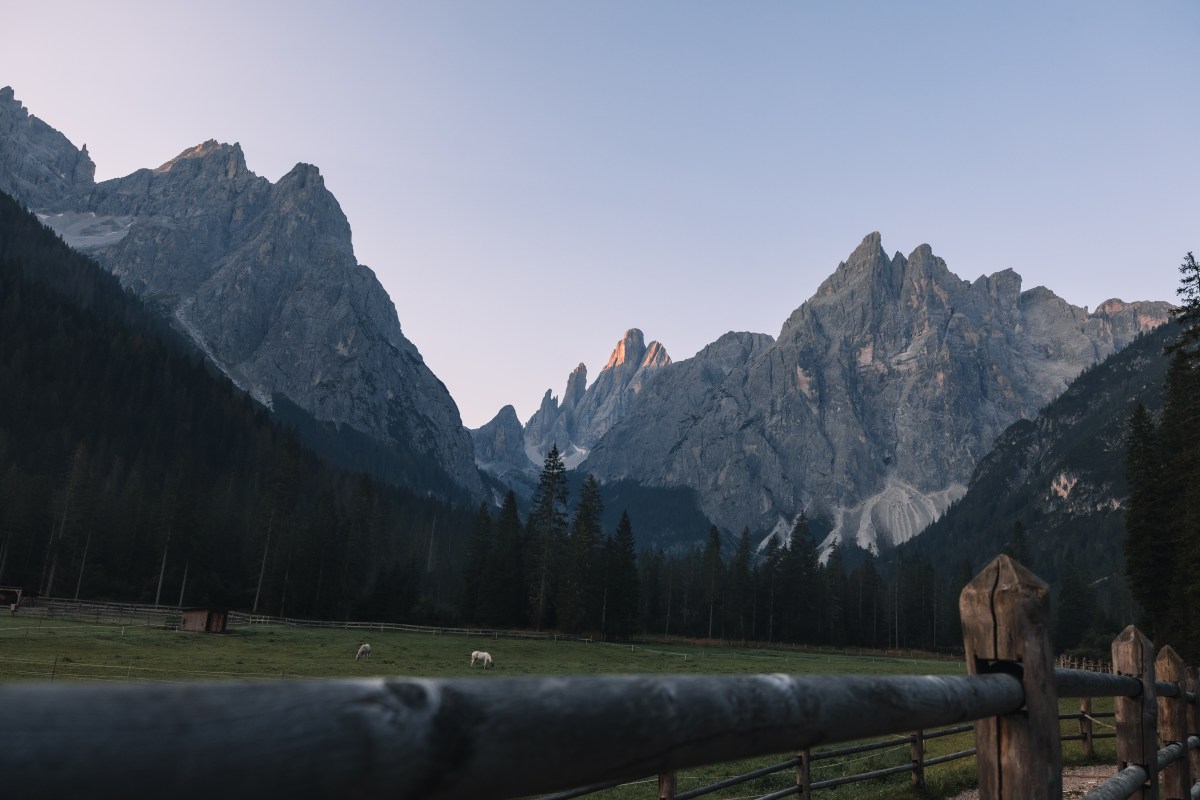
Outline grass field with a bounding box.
[0,616,968,681]
[0,617,1116,799]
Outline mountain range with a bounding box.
[1,85,1175,560]
[478,233,1171,554]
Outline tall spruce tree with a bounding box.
[560,474,602,633]
[761,536,783,643]
[701,525,723,639]
[781,511,818,642]
[605,511,640,639]
[823,542,848,645]
[1123,403,1165,635]
[479,491,526,628]
[527,444,569,631]
[728,527,752,641]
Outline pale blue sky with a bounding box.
[5,1,1197,427]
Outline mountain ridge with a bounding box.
[0,86,483,500]
[578,233,1171,552]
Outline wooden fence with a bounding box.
[1,555,1197,800]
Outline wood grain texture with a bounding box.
[959,554,1061,800]
[1113,625,1158,800]
[1155,646,1188,800]
[0,671,1024,800]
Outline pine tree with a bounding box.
[606,511,640,639]
[850,549,882,647]
[1054,557,1095,651]
[1123,403,1165,635]
[560,475,602,633]
[527,444,569,631]
[639,547,665,635]
[1167,251,1200,361]
[728,527,752,641]
[701,526,723,639]
[479,491,525,628]
[781,511,818,642]
[761,536,783,643]
[456,502,492,623]
[1161,352,1200,657]
[824,542,848,645]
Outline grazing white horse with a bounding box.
[470,650,494,668]
[355,643,371,662]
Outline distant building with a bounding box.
[180,608,228,633]
[0,586,22,614]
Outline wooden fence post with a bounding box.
[797,748,812,800]
[911,729,925,789]
[1113,625,1158,800]
[959,555,1060,799]
[657,771,676,800]
[1079,697,1095,759]
[1156,646,1188,800]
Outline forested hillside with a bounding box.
[0,191,474,620]
[1124,253,1200,661]
[903,320,1177,613]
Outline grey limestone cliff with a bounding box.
[0,88,482,499]
[582,233,1172,553]
[520,329,671,469]
[0,87,95,209]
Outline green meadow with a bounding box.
[0,618,1114,799]
[0,617,965,681]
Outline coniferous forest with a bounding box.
[0,191,475,620]
[0,190,953,650]
[1123,252,1200,662]
[3,187,1193,657]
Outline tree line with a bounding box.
[455,445,970,650]
[1124,252,1200,662]
[10,185,1177,657]
[0,190,476,620]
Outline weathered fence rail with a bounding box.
[0,671,1025,799]
[3,555,1200,800]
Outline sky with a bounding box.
[4,1,1198,428]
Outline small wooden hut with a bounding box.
[0,587,22,614]
[180,608,228,633]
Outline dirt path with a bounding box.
[947,764,1115,799]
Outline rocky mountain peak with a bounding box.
[848,230,885,263]
[0,87,96,208]
[563,364,587,410]
[502,328,673,474]
[0,88,484,500]
[471,404,527,478]
[154,140,246,175]
[642,340,671,369]
[606,328,647,369]
[581,233,1173,555]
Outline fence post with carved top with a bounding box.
[1113,625,1158,800]
[959,555,1060,799]
[1156,646,1187,800]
